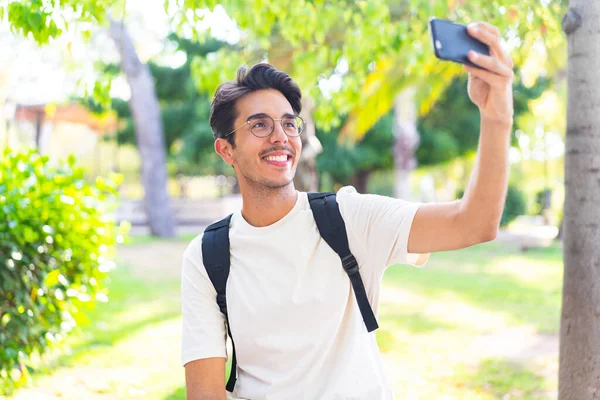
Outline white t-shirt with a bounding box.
[181,186,429,399]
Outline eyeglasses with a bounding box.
[227,115,305,138]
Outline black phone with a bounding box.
[429,18,490,68]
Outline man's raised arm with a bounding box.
[408,21,514,254]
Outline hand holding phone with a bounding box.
[429,18,490,69]
[428,19,515,125]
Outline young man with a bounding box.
[182,21,514,400]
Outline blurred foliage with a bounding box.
[317,70,551,191]
[456,184,527,228]
[5,0,125,108]
[4,0,119,44]
[171,0,567,138]
[516,83,567,146]
[7,1,567,137]
[535,187,553,215]
[9,1,568,177]
[316,113,394,187]
[417,74,551,166]
[82,35,228,176]
[499,185,528,227]
[181,0,400,130]
[0,148,127,395]
[343,0,567,139]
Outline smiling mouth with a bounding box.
[262,154,292,167]
[263,155,291,162]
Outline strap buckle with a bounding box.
[341,254,359,275]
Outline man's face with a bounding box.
[219,89,303,190]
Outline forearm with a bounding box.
[460,116,512,237]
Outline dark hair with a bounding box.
[209,63,302,146]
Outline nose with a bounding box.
[269,120,288,145]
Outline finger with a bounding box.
[467,51,513,78]
[507,55,514,69]
[464,64,512,88]
[467,25,512,67]
[468,21,501,38]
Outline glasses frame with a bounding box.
[226,115,305,138]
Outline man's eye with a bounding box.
[252,122,266,128]
[283,119,297,128]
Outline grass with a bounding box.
[458,359,548,399]
[13,262,186,400]
[61,265,181,365]
[11,239,563,399]
[384,241,563,333]
[376,241,562,399]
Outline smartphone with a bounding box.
[429,18,490,68]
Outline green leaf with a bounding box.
[44,270,60,287]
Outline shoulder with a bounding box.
[336,185,417,210]
[335,185,422,228]
[183,214,233,265]
[181,233,215,292]
[333,186,374,229]
[335,185,384,214]
[335,185,359,198]
[184,233,204,262]
[335,185,389,204]
[334,185,360,207]
[182,233,208,279]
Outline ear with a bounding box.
[215,138,235,165]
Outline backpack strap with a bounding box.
[201,214,238,392]
[307,192,379,332]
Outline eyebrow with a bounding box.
[247,112,296,120]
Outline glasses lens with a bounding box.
[248,115,304,137]
[249,117,275,137]
[282,116,303,136]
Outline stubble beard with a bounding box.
[234,156,297,195]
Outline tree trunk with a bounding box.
[559,3,600,399]
[34,111,43,150]
[392,88,420,200]
[351,169,371,194]
[293,98,321,192]
[556,215,564,241]
[108,18,175,237]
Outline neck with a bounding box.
[239,182,298,227]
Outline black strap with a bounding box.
[308,192,379,332]
[201,214,238,392]
[225,322,237,392]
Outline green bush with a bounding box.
[456,184,527,228]
[534,187,553,215]
[0,148,126,394]
[500,185,527,227]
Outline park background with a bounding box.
[0,0,576,399]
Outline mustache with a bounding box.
[259,145,296,157]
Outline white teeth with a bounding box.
[265,155,288,162]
